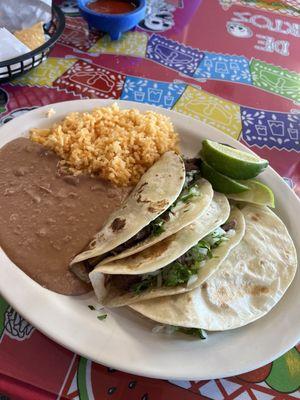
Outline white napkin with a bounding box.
[0,28,31,62]
[0,0,52,32]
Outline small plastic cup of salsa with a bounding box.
[77,0,146,40]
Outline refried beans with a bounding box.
[0,138,130,295]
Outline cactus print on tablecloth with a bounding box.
[0,298,34,343]
[3,308,34,341]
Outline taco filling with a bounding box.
[82,159,202,272]
[110,160,201,253]
[106,222,236,294]
[130,204,297,332]
[152,324,207,339]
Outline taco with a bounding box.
[89,196,245,307]
[130,204,297,331]
[101,176,213,264]
[70,151,184,264]
[71,153,214,279]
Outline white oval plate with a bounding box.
[0,99,299,380]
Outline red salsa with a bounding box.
[87,0,137,14]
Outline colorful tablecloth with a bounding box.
[0,0,299,399]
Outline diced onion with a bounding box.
[226,229,236,238]
[95,304,105,312]
[152,325,165,334]
[187,274,198,286]
[164,325,178,335]
[200,329,208,339]
[152,325,177,335]
[213,227,226,237]
[198,247,208,255]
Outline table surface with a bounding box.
[0,0,299,399]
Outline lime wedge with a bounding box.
[200,160,249,194]
[201,140,269,179]
[227,180,275,208]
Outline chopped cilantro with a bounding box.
[149,217,166,236]
[147,169,201,239]
[152,324,207,339]
[183,169,200,189]
[129,228,227,294]
[177,327,207,339]
[179,191,195,203]
[185,185,200,202]
[171,183,200,209]
[162,261,198,287]
[207,228,228,249]
[131,277,155,294]
[97,314,107,321]
[185,239,212,264]
[88,305,95,310]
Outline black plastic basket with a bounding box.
[0,4,65,83]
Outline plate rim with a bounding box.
[0,98,299,380]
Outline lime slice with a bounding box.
[227,180,275,208]
[200,160,249,194]
[201,140,269,179]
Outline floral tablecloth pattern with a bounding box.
[0,0,299,399]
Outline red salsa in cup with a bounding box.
[87,0,137,14]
